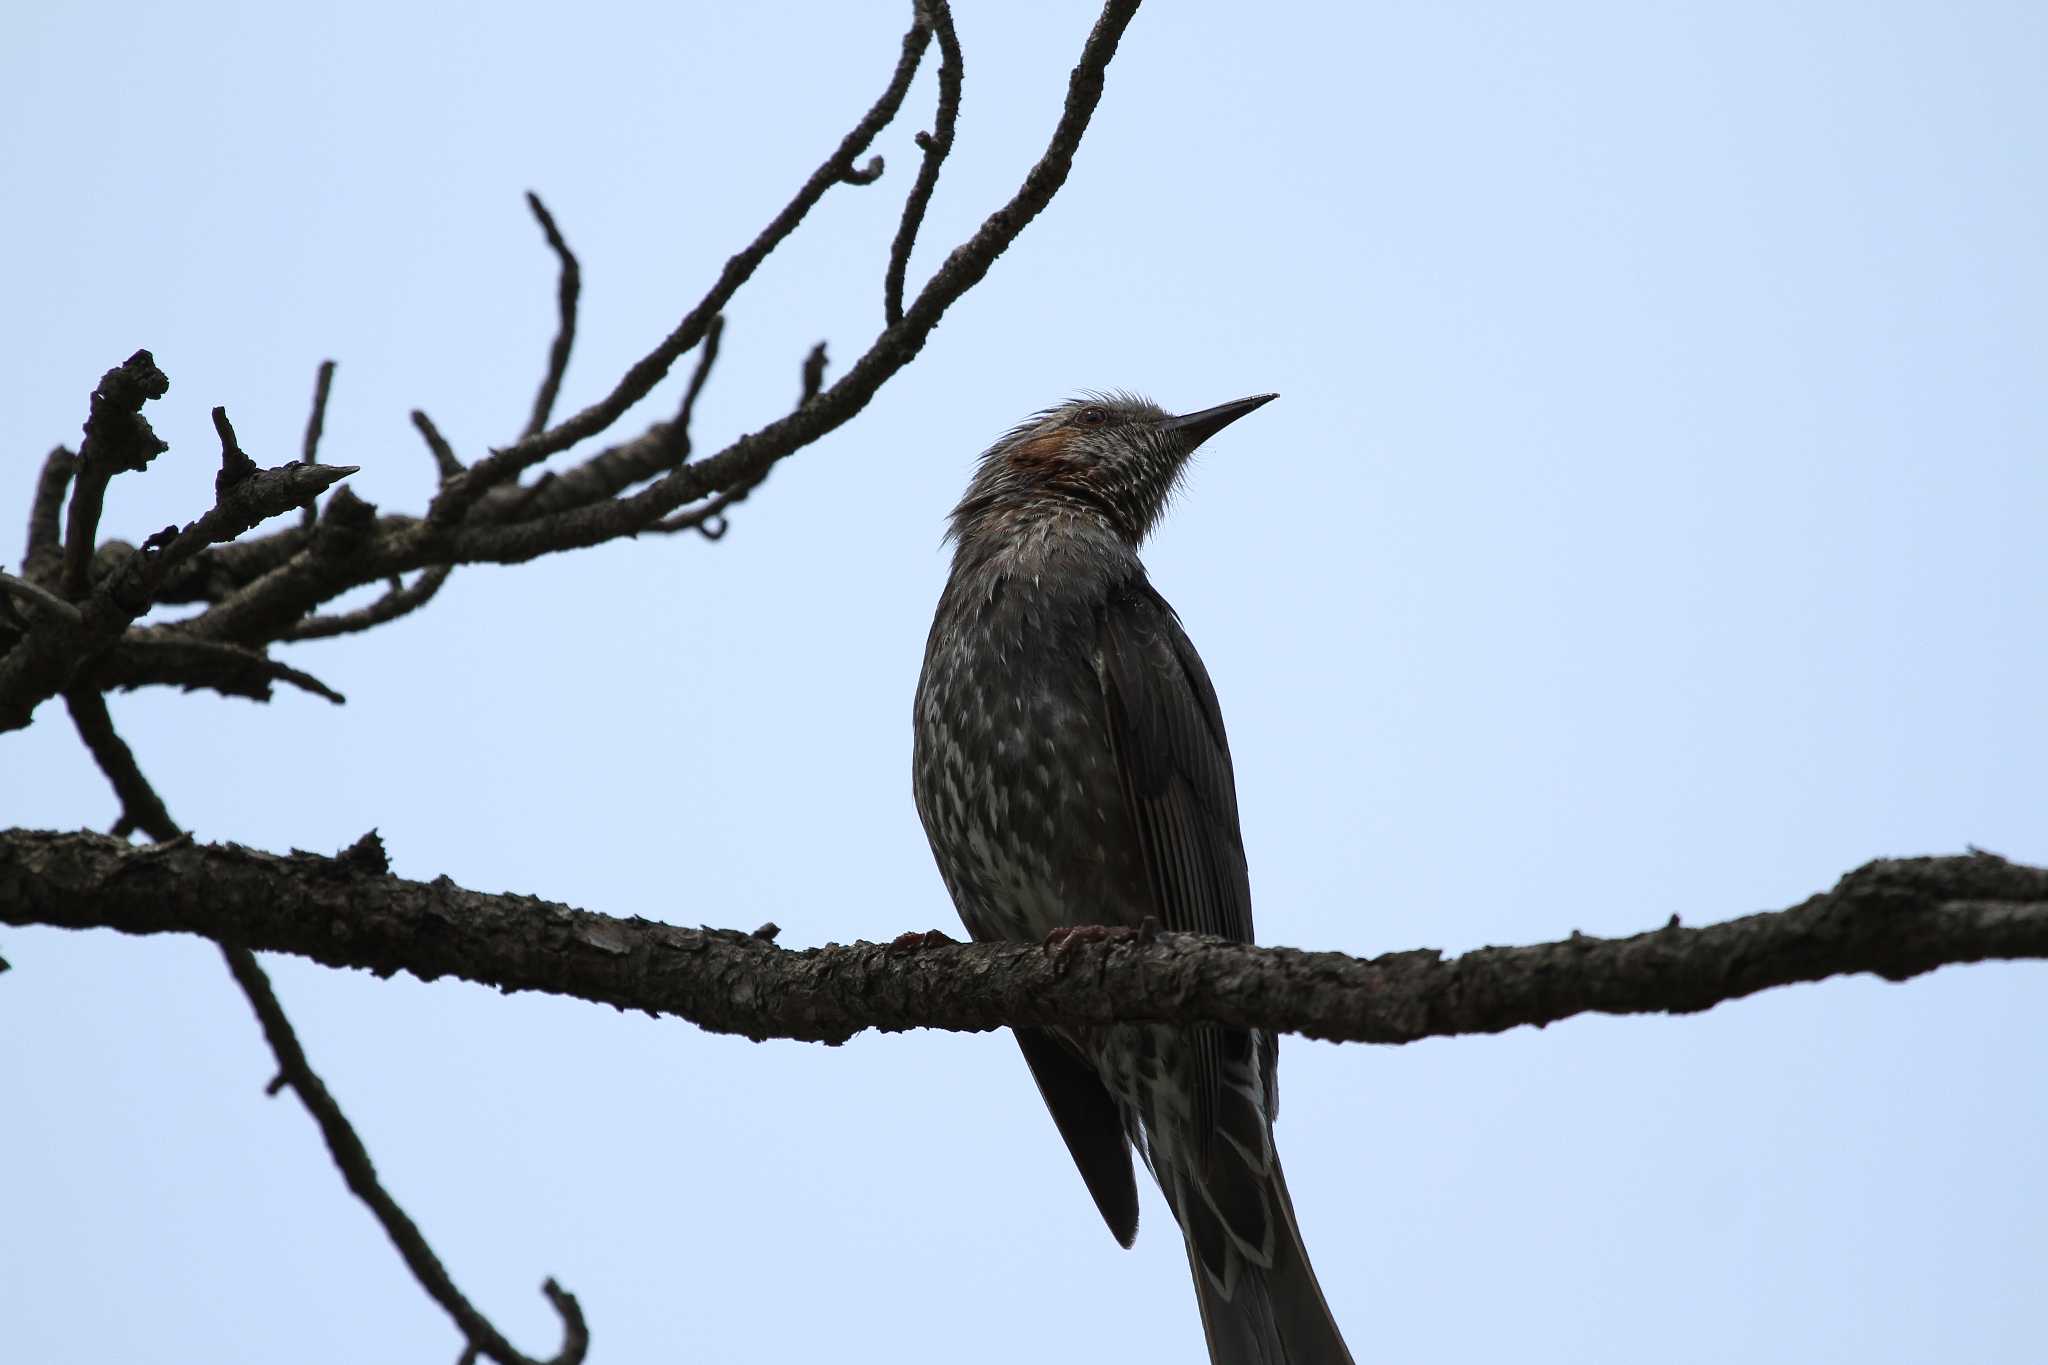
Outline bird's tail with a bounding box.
[1182,1154,1352,1365]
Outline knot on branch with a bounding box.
[81,350,172,476]
[337,829,390,875]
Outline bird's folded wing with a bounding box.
[1098,576,1259,1155]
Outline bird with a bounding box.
[912,391,1352,1365]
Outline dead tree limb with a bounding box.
[6,828,2041,1046]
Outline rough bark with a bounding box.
[5,828,2041,1045]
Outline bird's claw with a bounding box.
[1043,923,1127,952]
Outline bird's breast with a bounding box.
[912,573,1150,942]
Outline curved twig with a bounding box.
[520,193,581,441]
[284,567,451,642]
[83,631,347,705]
[23,447,77,581]
[426,12,933,524]
[514,315,725,521]
[224,944,589,1365]
[118,2,1138,647]
[60,706,586,1365]
[1,572,82,625]
[61,351,172,595]
[885,0,962,325]
[299,361,337,528]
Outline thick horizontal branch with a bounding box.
[4,829,2042,1045]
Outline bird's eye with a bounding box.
[1077,406,1109,427]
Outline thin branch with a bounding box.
[1,572,82,625]
[60,712,586,1365]
[385,0,1141,566]
[411,411,466,483]
[212,407,259,493]
[73,1,1142,647]
[511,315,724,521]
[885,0,963,325]
[63,689,180,841]
[23,446,77,581]
[520,193,581,441]
[299,361,337,528]
[85,631,346,705]
[653,340,824,539]
[8,830,2043,1047]
[153,526,313,606]
[61,351,172,595]
[222,943,589,1365]
[0,446,355,731]
[424,14,932,525]
[284,567,451,642]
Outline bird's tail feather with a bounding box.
[1185,1155,1352,1365]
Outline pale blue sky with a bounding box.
[4,3,2044,1362]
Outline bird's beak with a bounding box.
[1162,393,1278,448]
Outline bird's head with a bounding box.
[949,391,1277,548]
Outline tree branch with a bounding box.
[22,446,77,584]
[61,351,172,595]
[56,704,586,1365]
[5,829,2041,1046]
[0,455,355,731]
[223,940,589,1365]
[519,192,580,442]
[63,689,179,840]
[884,0,962,325]
[82,630,346,705]
[141,0,1141,647]
[298,360,337,528]
[424,13,933,525]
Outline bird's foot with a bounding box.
[1042,923,1127,952]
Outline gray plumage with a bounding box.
[912,392,1352,1365]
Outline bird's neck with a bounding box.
[948,500,1138,585]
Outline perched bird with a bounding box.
[913,392,1351,1365]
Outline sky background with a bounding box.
[4,2,2044,1361]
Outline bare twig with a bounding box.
[212,407,259,494]
[392,0,1141,567]
[0,449,355,731]
[222,943,589,1365]
[411,411,466,483]
[299,361,337,528]
[10,830,2044,1048]
[23,446,77,581]
[1,571,83,625]
[64,689,179,841]
[60,706,586,1365]
[653,341,825,539]
[61,351,172,595]
[510,315,725,521]
[521,193,581,441]
[799,340,829,405]
[153,527,313,606]
[424,13,933,524]
[85,631,346,705]
[16,0,1140,720]
[284,567,451,642]
[885,0,963,325]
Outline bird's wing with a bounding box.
[1098,576,1254,947]
[1012,1026,1140,1247]
[1098,576,1260,1166]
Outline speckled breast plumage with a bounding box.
[911,547,1150,945]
